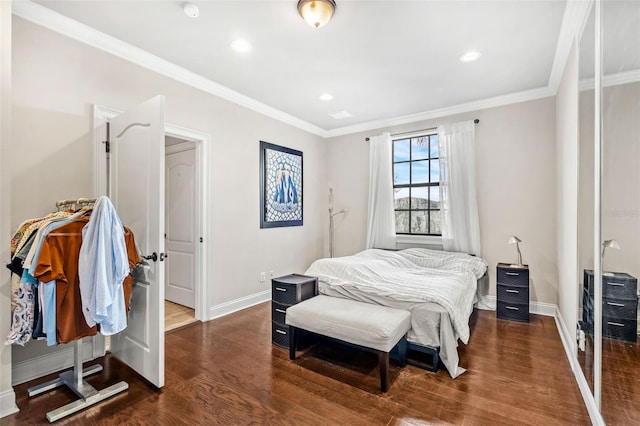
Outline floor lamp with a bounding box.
[329,187,346,258]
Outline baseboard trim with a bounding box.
[11,340,96,386]
[0,389,19,419]
[208,289,271,321]
[484,296,556,317]
[554,306,604,426]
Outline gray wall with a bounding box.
[325,97,559,304]
[10,18,327,364]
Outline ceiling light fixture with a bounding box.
[297,0,336,29]
[319,93,333,101]
[231,39,251,53]
[460,51,482,62]
[183,3,199,18]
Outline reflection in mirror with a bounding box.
[577,3,596,395]
[600,0,640,424]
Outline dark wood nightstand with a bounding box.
[271,274,317,348]
[496,263,530,322]
[583,270,637,342]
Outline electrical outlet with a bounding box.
[260,272,266,282]
[269,270,274,279]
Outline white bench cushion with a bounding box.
[285,295,411,352]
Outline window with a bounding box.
[392,132,441,236]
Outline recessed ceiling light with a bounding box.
[319,93,333,101]
[460,51,481,62]
[183,3,199,18]
[329,110,352,119]
[231,39,251,53]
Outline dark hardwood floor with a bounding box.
[4,304,590,425]
[579,333,640,425]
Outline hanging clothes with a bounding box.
[33,215,98,344]
[78,196,130,335]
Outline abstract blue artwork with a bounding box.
[260,141,303,228]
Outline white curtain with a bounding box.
[366,132,396,249]
[438,121,481,256]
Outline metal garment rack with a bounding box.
[26,198,128,423]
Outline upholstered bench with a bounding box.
[285,295,411,392]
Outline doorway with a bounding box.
[93,104,210,336]
[164,136,198,331]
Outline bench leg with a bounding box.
[397,335,408,368]
[289,326,298,360]
[378,351,389,393]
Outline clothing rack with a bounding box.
[26,198,128,423]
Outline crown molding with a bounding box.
[548,0,594,93]
[12,1,327,138]
[578,69,640,91]
[325,85,554,138]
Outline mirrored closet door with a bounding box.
[600,0,640,424]
[577,3,596,395]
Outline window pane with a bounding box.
[395,211,409,233]
[411,161,428,184]
[411,211,428,234]
[393,139,410,162]
[411,137,429,160]
[430,135,439,158]
[429,186,440,208]
[394,187,409,209]
[430,210,441,235]
[394,162,410,185]
[430,159,440,183]
[411,187,428,209]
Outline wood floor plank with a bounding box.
[5,305,591,425]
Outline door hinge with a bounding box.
[103,121,111,153]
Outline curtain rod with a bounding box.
[364,118,479,141]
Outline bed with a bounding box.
[304,248,488,378]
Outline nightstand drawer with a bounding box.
[497,301,529,322]
[271,302,288,325]
[603,298,636,320]
[602,278,637,300]
[272,322,290,348]
[497,283,529,305]
[603,317,637,342]
[497,268,529,287]
[272,283,299,305]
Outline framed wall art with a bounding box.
[259,141,303,228]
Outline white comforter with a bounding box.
[305,248,487,344]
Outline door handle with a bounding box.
[142,252,158,262]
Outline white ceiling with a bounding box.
[26,0,570,133]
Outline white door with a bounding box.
[165,146,196,308]
[108,95,165,388]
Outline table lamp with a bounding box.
[508,235,523,266]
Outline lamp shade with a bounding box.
[508,236,521,245]
[602,239,620,250]
[298,0,336,29]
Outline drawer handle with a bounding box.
[506,289,519,294]
[275,287,287,292]
[275,308,286,313]
[505,272,519,276]
[506,306,519,311]
[607,321,625,327]
[607,282,625,287]
[606,302,625,307]
[275,329,287,335]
